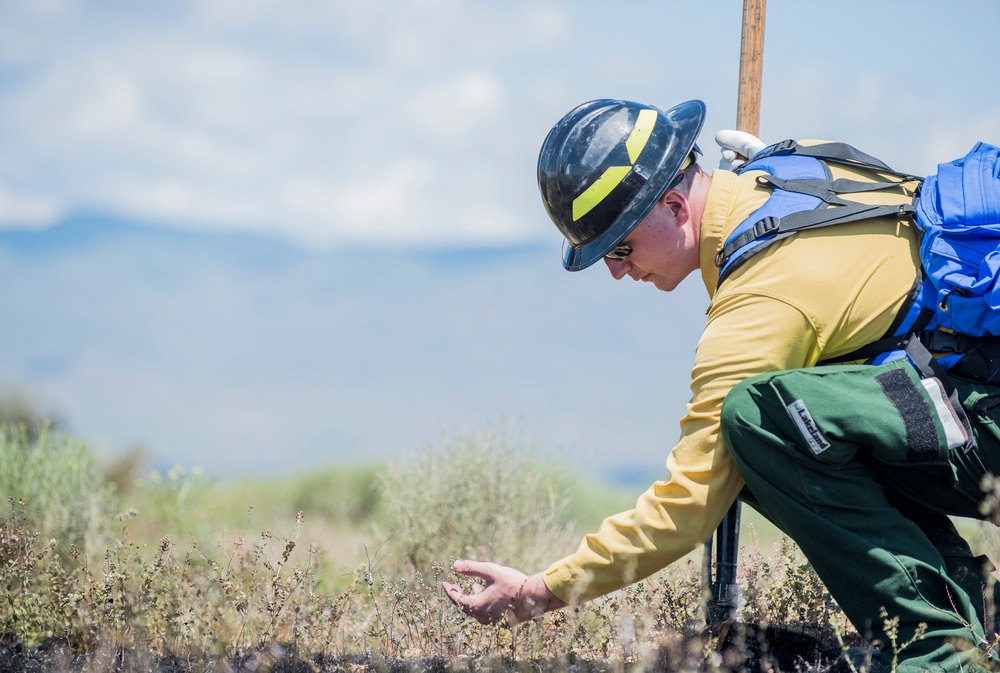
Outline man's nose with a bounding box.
[604,257,629,280]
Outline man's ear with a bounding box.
[660,189,690,224]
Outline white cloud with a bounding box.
[516,4,568,45]
[0,183,62,227]
[0,0,998,250]
[69,65,143,134]
[95,173,280,234]
[101,177,193,219]
[281,158,434,243]
[0,2,645,249]
[451,204,528,244]
[410,71,504,139]
[9,59,142,139]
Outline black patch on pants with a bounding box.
[875,368,939,462]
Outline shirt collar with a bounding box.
[699,170,739,299]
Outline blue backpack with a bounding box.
[716,140,1000,383]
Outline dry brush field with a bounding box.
[3,422,997,673]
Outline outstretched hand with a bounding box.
[442,560,566,627]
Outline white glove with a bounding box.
[715,129,767,171]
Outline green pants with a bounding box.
[721,359,1000,673]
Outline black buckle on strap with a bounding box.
[920,330,966,354]
[753,216,780,238]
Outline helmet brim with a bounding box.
[561,99,706,271]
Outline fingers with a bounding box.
[451,559,501,581]
[441,580,473,614]
[442,581,471,611]
[714,129,766,161]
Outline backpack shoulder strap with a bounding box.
[752,140,915,178]
[715,140,920,287]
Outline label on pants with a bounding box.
[786,398,832,455]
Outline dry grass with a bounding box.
[0,423,898,673]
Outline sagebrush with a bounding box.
[0,423,870,672]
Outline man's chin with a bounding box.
[651,278,676,292]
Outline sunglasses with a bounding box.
[605,243,633,260]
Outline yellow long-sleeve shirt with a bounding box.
[543,146,922,603]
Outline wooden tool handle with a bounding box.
[736,0,766,136]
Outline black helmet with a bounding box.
[537,99,706,271]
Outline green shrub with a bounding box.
[210,463,383,527]
[377,426,579,576]
[289,463,382,523]
[0,391,63,442]
[128,464,216,547]
[0,424,115,559]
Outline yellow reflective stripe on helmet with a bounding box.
[625,109,657,163]
[572,109,661,221]
[572,165,630,221]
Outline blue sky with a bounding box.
[1,1,999,481]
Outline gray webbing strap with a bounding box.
[903,335,977,451]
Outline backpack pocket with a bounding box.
[921,231,1000,336]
